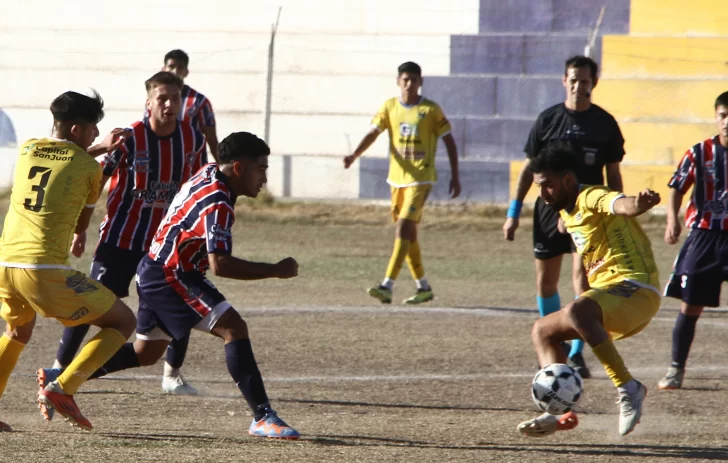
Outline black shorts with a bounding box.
[533,197,575,260]
[135,256,229,341]
[90,243,148,298]
[664,228,728,307]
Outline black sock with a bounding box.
[224,339,270,420]
[165,334,190,369]
[89,343,140,379]
[57,324,91,367]
[671,312,699,369]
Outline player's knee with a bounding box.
[212,309,249,342]
[531,319,549,344]
[681,304,704,316]
[95,299,136,339]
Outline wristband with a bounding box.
[506,200,523,219]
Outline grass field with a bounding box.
[2,197,728,462]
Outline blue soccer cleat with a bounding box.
[37,368,63,421]
[248,410,300,439]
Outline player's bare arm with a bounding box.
[87,128,130,156]
[605,162,623,192]
[201,124,219,162]
[208,253,298,280]
[442,133,461,199]
[612,189,661,217]
[665,188,684,245]
[70,206,95,258]
[503,158,534,241]
[344,127,380,168]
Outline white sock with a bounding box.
[381,278,394,290]
[164,362,180,378]
[617,379,639,394]
[415,278,429,290]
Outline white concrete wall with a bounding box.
[1,0,479,158]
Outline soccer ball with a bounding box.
[531,363,583,414]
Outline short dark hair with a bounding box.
[145,71,184,93]
[528,142,579,177]
[164,49,189,68]
[50,89,104,124]
[218,132,270,165]
[715,91,728,109]
[565,55,598,82]
[398,61,422,77]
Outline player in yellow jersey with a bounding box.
[516,144,661,437]
[344,61,460,304]
[0,89,136,431]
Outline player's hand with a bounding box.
[449,178,461,199]
[274,257,299,279]
[70,232,87,258]
[343,154,358,169]
[503,217,519,241]
[665,219,681,245]
[635,189,661,213]
[97,128,131,154]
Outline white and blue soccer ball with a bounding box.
[531,363,583,414]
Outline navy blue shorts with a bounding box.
[135,256,230,341]
[664,228,728,307]
[533,197,575,260]
[90,243,147,298]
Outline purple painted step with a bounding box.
[451,34,602,75]
[478,0,630,34]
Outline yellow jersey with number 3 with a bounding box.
[371,97,452,187]
[559,185,660,291]
[0,138,102,268]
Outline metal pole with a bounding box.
[264,7,282,145]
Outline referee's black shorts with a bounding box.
[532,197,575,260]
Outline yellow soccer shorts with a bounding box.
[390,184,432,223]
[583,280,661,341]
[0,267,116,330]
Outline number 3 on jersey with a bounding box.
[24,166,52,212]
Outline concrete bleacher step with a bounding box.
[602,36,728,78]
[630,0,728,35]
[450,33,602,75]
[478,0,629,34]
[594,78,726,121]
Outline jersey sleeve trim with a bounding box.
[0,262,74,270]
[609,193,626,215]
[369,124,383,133]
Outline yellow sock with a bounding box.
[0,333,25,397]
[406,241,425,280]
[592,340,633,388]
[385,238,411,280]
[58,328,126,395]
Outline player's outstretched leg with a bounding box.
[0,315,33,431]
[162,334,198,395]
[213,309,299,439]
[38,298,135,430]
[518,411,579,437]
[658,308,700,390]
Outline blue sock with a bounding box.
[165,334,190,369]
[56,324,91,367]
[569,339,585,357]
[537,293,561,317]
[225,339,270,420]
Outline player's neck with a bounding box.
[564,100,591,112]
[400,94,421,106]
[149,118,177,137]
[720,134,728,148]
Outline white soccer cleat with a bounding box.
[618,381,646,436]
[517,411,579,437]
[162,375,199,395]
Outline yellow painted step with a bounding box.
[510,161,675,203]
[602,36,728,78]
[594,79,726,121]
[621,121,714,165]
[630,0,728,35]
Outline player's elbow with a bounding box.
[208,254,227,278]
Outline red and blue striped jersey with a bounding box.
[97,119,207,252]
[668,135,728,231]
[148,164,235,274]
[180,85,215,131]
